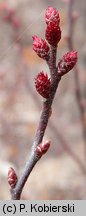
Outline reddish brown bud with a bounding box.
[8,167,17,188]
[36,140,51,158]
[45,6,60,26]
[32,36,49,60]
[35,72,51,98]
[58,51,78,76]
[45,22,61,46]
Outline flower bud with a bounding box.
[36,140,51,158]
[45,23,61,46]
[35,72,51,98]
[45,6,60,26]
[8,167,17,188]
[58,51,78,76]
[32,36,49,60]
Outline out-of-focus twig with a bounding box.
[67,0,86,154]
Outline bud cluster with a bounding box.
[33,6,78,98]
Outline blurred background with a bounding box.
[0,0,86,199]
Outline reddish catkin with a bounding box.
[45,23,61,46]
[8,167,18,188]
[58,51,78,76]
[32,36,49,60]
[35,72,51,98]
[45,6,60,25]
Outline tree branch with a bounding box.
[9,6,80,200]
[67,0,86,151]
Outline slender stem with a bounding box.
[11,45,61,199]
[48,46,57,77]
[11,153,38,199]
[67,0,86,151]
[24,68,86,175]
[74,66,86,145]
[10,2,86,199]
